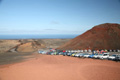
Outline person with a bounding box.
[109,49,112,52]
[84,49,87,52]
[88,49,91,52]
[63,50,65,53]
[92,49,95,54]
[101,50,104,54]
[97,50,99,54]
[104,49,107,52]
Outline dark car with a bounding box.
[58,52,64,55]
[114,54,120,61]
[63,52,67,56]
[67,52,74,56]
[46,51,53,55]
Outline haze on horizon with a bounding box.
[0,0,120,35]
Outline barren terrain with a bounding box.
[0,53,120,80]
[0,39,70,53]
[0,38,120,80]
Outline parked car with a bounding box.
[99,53,110,59]
[74,53,82,57]
[108,54,117,60]
[39,51,47,54]
[83,53,90,58]
[93,54,102,59]
[46,52,52,55]
[79,53,85,57]
[114,54,120,61]
[50,52,55,55]
[67,52,74,56]
[63,52,67,56]
[58,52,63,55]
[71,53,77,57]
[38,51,43,54]
[88,54,97,58]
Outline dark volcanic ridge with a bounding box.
[58,23,120,50]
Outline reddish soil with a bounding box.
[58,23,120,50]
[0,54,120,80]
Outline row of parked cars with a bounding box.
[38,50,120,61]
[62,52,120,61]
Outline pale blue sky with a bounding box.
[0,0,120,35]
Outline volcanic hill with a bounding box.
[0,39,71,53]
[58,23,120,50]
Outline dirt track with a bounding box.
[0,54,120,80]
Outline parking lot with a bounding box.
[38,49,120,61]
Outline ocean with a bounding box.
[0,34,79,39]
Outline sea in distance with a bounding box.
[0,34,79,39]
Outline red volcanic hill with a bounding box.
[58,23,120,50]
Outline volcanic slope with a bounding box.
[58,23,120,50]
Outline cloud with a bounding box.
[44,29,58,31]
[50,21,59,24]
[0,28,85,35]
[0,29,40,34]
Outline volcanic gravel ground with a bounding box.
[0,54,120,80]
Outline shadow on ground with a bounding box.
[0,52,34,65]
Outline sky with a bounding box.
[0,0,120,35]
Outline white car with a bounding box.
[83,53,90,58]
[99,53,110,59]
[108,54,117,60]
[74,53,80,57]
[93,54,102,59]
[74,53,84,57]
